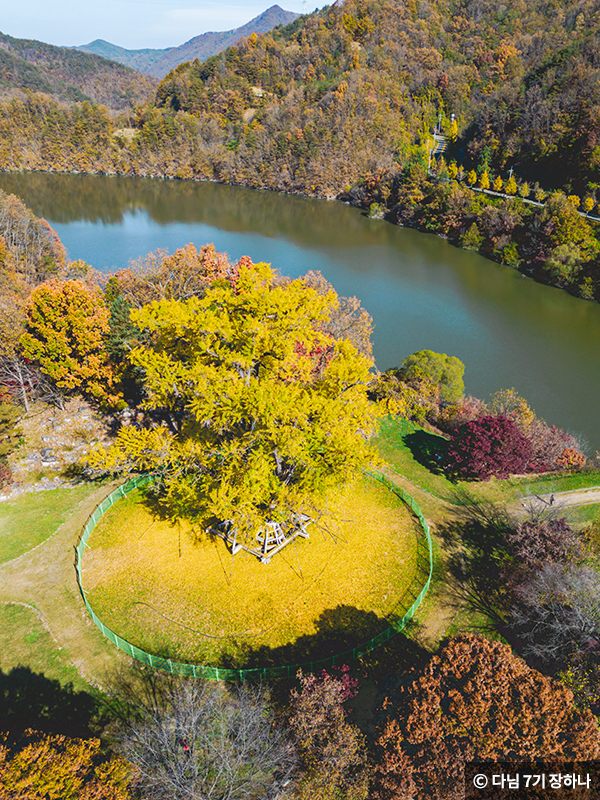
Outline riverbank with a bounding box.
[343,165,600,304]
[0,89,598,306]
[2,153,598,308]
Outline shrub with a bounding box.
[396,350,465,403]
[557,447,587,470]
[445,414,532,480]
[527,419,581,471]
[504,517,583,573]
[435,394,487,433]
[368,371,439,423]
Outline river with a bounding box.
[1,171,599,449]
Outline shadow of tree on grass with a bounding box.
[434,499,514,633]
[232,605,387,670]
[142,603,431,679]
[209,605,430,682]
[404,430,449,475]
[0,667,101,740]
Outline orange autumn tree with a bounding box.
[0,729,134,799]
[373,634,600,800]
[557,447,587,470]
[20,279,122,408]
[113,242,240,308]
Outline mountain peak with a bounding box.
[76,6,300,78]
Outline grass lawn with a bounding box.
[568,504,600,527]
[374,417,458,500]
[0,484,102,563]
[375,416,600,506]
[0,603,88,691]
[0,480,133,697]
[374,417,521,504]
[519,472,600,495]
[83,474,422,668]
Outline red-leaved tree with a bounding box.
[289,667,369,800]
[445,414,533,479]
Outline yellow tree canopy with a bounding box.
[0,729,133,799]
[92,261,382,543]
[20,279,122,408]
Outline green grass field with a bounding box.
[0,603,88,691]
[374,416,600,505]
[0,481,127,700]
[0,485,101,563]
[83,474,422,668]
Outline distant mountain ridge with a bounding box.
[0,31,157,109]
[77,5,300,78]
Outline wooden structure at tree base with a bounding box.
[209,514,312,563]
[76,472,434,680]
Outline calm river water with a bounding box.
[1,172,599,448]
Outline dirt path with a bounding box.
[379,468,461,647]
[510,486,600,516]
[0,482,129,689]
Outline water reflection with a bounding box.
[1,171,598,447]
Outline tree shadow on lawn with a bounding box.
[434,498,515,633]
[215,604,430,678]
[137,485,223,545]
[140,603,430,685]
[0,666,102,741]
[404,430,449,476]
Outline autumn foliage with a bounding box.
[0,190,66,286]
[504,517,583,575]
[289,668,369,800]
[557,447,587,470]
[373,634,600,800]
[91,260,380,541]
[112,242,240,308]
[20,280,122,408]
[446,414,533,479]
[0,729,133,799]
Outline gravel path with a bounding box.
[514,486,600,513]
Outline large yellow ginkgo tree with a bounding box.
[91,260,382,546]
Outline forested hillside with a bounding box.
[2,0,600,298]
[149,0,600,194]
[0,32,157,109]
[4,0,600,190]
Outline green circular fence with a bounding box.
[75,472,434,681]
